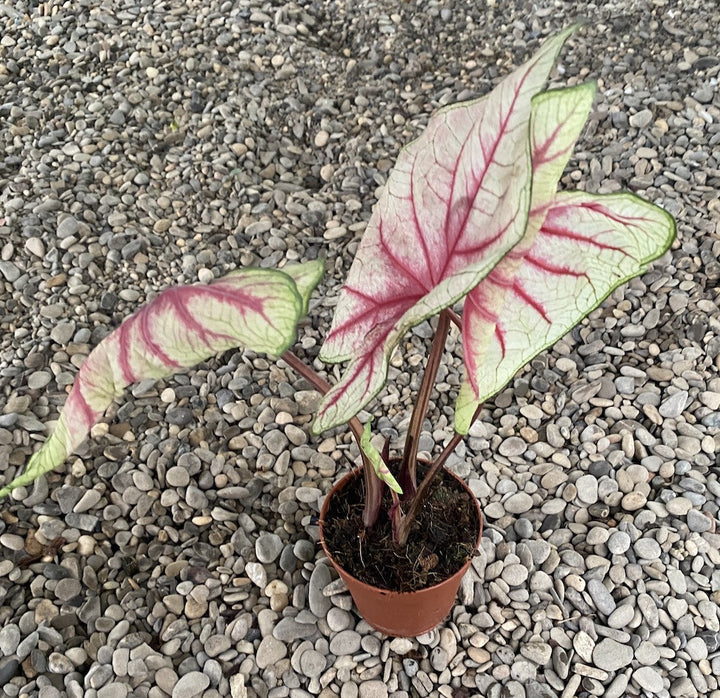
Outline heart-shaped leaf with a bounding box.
[456,190,675,431]
[454,80,675,431]
[0,263,323,498]
[314,27,578,433]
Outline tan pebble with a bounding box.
[269,594,288,611]
[264,580,289,597]
[467,647,491,664]
[314,130,330,147]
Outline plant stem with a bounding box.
[395,402,484,546]
[447,308,462,330]
[280,350,383,527]
[399,310,451,491]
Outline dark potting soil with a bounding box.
[321,466,480,592]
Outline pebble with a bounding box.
[659,390,688,418]
[300,649,326,677]
[504,492,534,514]
[359,681,388,698]
[629,108,653,128]
[576,474,599,504]
[687,509,713,532]
[608,603,635,629]
[587,579,616,615]
[255,533,283,563]
[308,564,332,617]
[256,637,287,669]
[634,538,661,559]
[0,625,21,655]
[502,563,530,585]
[593,638,634,672]
[607,531,631,554]
[172,672,210,697]
[329,630,362,656]
[633,666,664,692]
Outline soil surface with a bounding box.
[322,466,481,592]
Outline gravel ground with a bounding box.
[1,1,720,697]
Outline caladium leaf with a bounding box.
[0,264,321,498]
[456,83,596,425]
[314,27,578,433]
[282,260,325,315]
[360,422,402,493]
[455,190,676,432]
[454,81,675,432]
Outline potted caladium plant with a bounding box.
[0,28,675,637]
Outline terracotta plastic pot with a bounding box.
[319,467,483,637]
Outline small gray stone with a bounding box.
[109,109,126,125]
[502,563,529,586]
[155,667,179,693]
[403,658,419,677]
[299,649,326,678]
[50,321,76,345]
[359,681,388,698]
[607,531,631,554]
[0,261,20,282]
[666,567,687,594]
[273,617,316,642]
[521,640,552,666]
[685,637,708,661]
[608,603,635,629]
[0,659,20,686]
[526,680,560,698]
[576,475,599,504]
[256,637,287,668]
[96,684,129,698]
[245,562,267,588]
[27,371,52,389]
[635,641,660,665]
[0,624,21,655]
[308,564,332,617]
[57,216,79,238]
[430,646,449,672]
[389,637,414,654]
[327,607,353,632]
[205,634,231,657]
[499,436,527,457]
[634,538,661,559]
[573,631,594,663]
[166,466,190,487]
[587,579,616,615]
[658,390,688,418]
[48,652,74,674]
[504,492,534,514]
[638,593,659,627]
[593,638,633,672]
[293,539,315,562]
[255,533,283,563]
[172,671,209,697]
[687,509,712,532]
[629,109,653,129]
[633,666,664,692]
[693,85,714,103]
[329,630,362,656]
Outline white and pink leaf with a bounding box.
[314,27,578,432]
[455,191,675,431]
[0,263,322,498]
